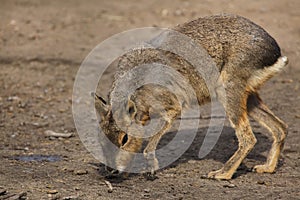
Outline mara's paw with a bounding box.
[143,171,158,181]
[147,158,159,175]
[253,164,275,174]
[144,151,159,175]
[207,169,233,180]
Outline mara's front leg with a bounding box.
[143,121,172,175]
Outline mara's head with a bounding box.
[92,92,144,173]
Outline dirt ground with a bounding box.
[0,0,299,199]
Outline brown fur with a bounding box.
[94,14,288,180]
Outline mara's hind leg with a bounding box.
[247,93,288,173]
[208,78,257,180]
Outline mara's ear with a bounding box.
[91,92,109,116]
[127,96,137,120]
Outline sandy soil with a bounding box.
[0,0,299,199]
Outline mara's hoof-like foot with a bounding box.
[144,151,159,175]
[143,171,158,181]
[253,164,275,173]
[207,169,233,180]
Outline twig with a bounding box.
[104,180,113,193]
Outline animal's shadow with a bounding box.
[95,122,277,182]
[158,125,272,178]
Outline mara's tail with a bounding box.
[248,56,288,91]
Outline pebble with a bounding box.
[11,132,18,138]
[188,160,197,164]
[7,96,20,101]
[48,193,61,200]
[62,195,79,200]
[223,183,236,188]
[200,174,208,179]
[74,170,88,175]
[142,193,150,198]
[144,188,150,193]
[32,122,49,128]
[8,106,14,112]
[18,102,27,108]
[257,180,266,185]
[47,189,58,194]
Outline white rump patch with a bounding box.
[248,56,288,91]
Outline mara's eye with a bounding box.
[121,134,128,146]
[128,106,135,115]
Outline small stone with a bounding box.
[257,180,266,185]
[74,170,88,175]
[11,132,18,138]
[7,96,20,101]
[18,102,27,108]
[47,189,58,194]
[62,196,79,200]
[144,188,150,193]
[48,193,61,200]
[8,106,14,112]
[32,122,49,128]
[200,174,208,179]
[223,183,236,188]
[142,193,150,198]
[188,160,197,164]
[59,108,67,113]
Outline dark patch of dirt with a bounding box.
[0,0,299,199]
